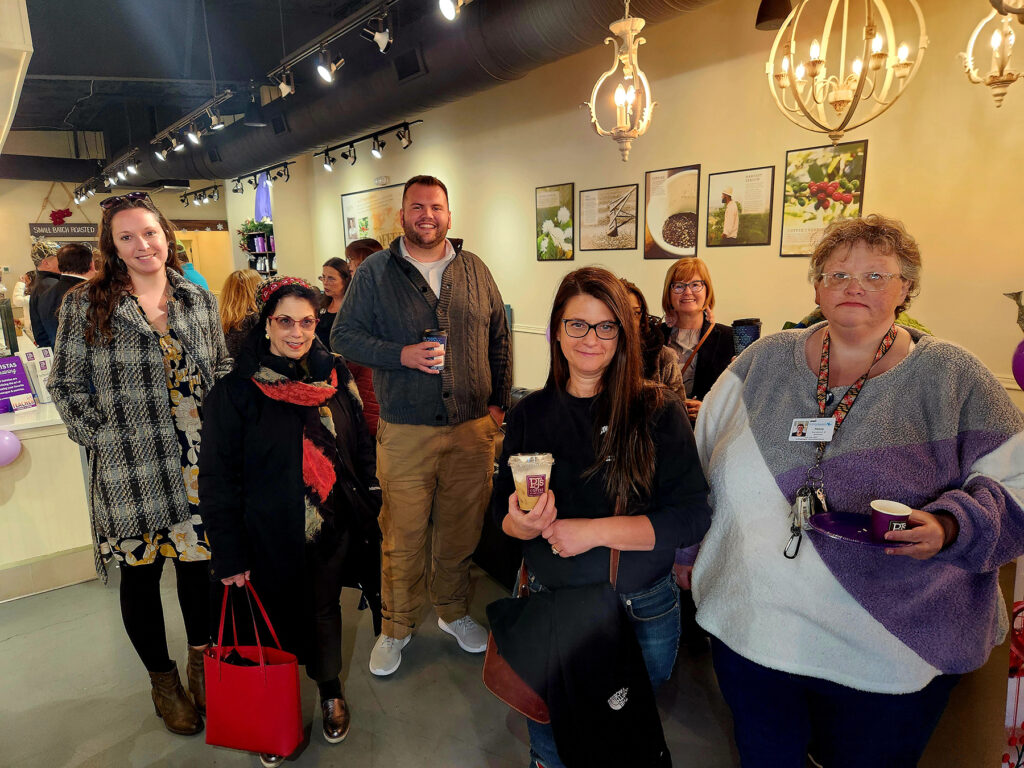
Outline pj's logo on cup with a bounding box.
[422,329,448,371]
[508,453,555,511]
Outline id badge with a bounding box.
[789,418,836,442]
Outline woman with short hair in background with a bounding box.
[219,268,262,360]
[48,192,231,737]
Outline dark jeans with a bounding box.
[711,637,959,768]
[305,529,350,686]
[119,558,212,673]
[527,573,681,768]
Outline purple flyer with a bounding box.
[0,356,33,413]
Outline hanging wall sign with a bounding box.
[29,223,98,238]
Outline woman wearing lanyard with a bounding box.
[691,215,1024,767]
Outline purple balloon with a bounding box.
[0,430,20,467]
[1013,340,1024,391]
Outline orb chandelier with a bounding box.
[765,0,928,145]
[960,5,1022,107]
[583,0,655,162]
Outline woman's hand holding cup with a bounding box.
[503,490,557,541]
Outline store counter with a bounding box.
[0,403,94,601]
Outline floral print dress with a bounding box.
[100,313,211,566]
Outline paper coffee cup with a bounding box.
[508,453,554,511]
[870,499,913,542]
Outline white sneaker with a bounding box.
[369,633,410,676]
[437,615,488,653]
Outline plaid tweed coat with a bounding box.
[48,269,232,539]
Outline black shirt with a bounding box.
[492,386,711,594]
[316,310,336,351]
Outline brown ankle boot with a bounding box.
[149,661,203,735]
[187,646,206,714]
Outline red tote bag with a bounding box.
[204,583,303,757]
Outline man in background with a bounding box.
[36,243,97,348]
[28,240,63,348]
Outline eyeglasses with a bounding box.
[562,318,620,340]
[99,191,151,210]
[269,315,316,331]
[318,275,339,284]
[670,280,706,294]
[819,271,904,291]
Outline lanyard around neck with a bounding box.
[816,323,898,432]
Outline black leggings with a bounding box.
[119,558,213,673]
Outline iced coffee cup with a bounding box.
[509,453,555,511]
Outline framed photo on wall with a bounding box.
[780,140,867,257]
[340,183,405,247]
[535,182,574,261]
[706,166,775,248]
[643,164,701,259]
[579,184,638,251]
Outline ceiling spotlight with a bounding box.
[396,123,412,148]
[187,124,201,145]
[108,175,118,186]
[264,172,274,188]
[340,145,357,166]
[202,193,210,204]
[232,179,243,193]
[362,18,393,54]
[117,168,127,181]
[278,70,295,98]
[316,47,345,83]
[126,161,138,175]
[87,188,95,197]
[371,136,386,159]
[440,0,473,21]
[248,177,258,188]
[243,83,268,128]
[181,195,189,208]
[323,152,336,172]
[171,135,186,152]
[212,188,220,201]
[207,109,226,130]
[192,195,201,206]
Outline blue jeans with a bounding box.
[526,574,680,768]
[711,637,960,768]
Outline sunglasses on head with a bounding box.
[99,191,152,210]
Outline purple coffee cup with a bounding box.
[870,499,913,542]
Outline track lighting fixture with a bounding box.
[126,161,138,175]
[192,195,201,206]
[278,70,295,98]
[323,152,336,171]
[212,188,219,201]
[361,17,393,54]
[107,175,117,186]
[187,124,201,145]
[181,195,189,208]
[440,0,473,21]
[317,47,346,83]
[207,108,226,130]
[371,136,386,159]
[341,145,357,166]
[87,188,95,197]
[116,168,127,181]
[171,135,185,153]
[396,123,412,148]
[232,179,243,193]
[243,82,268,128]
[248,177,258,188]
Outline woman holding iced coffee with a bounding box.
[692,215,1024,767]
[492,266,711,768]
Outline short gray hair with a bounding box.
[808,214,922,316]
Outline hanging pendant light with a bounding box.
[583,0,655,162]
[765,0,928,145]
[960,7,1022,107]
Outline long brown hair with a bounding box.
[85,197,182,345]
[219,269,262,332]
[547,267,663,501]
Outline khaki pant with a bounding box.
[376,415,497,638]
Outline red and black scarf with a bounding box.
[251,364,340,539]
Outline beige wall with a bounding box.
[244,0,1022,407]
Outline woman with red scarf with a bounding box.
[199,277,382,767]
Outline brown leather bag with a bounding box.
[481,498,626,724]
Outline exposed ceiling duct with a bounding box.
[124,0,717,187]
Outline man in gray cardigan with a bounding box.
[333,175,511,676]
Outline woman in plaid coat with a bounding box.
[48,193,231,737]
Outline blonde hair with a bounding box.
[661,257,716,315]
[808,214,921,316]
[219,269,262,332]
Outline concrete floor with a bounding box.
[0,566,739,768]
